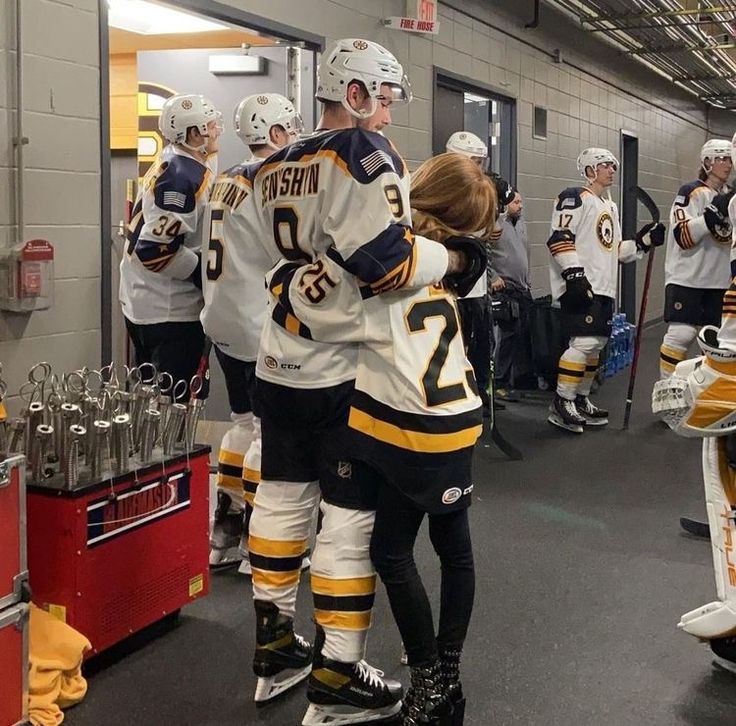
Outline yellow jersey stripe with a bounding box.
[348,408,481,454]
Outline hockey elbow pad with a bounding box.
[442,236,488,298]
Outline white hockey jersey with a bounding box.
[253,128,449,388]
[665,180,732,290]
[265,255,482,487]
[200,160,275,362]
[720,198,736,352]
[119,146,215,324]
[547,186,637,302]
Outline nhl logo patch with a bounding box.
[442,487,462,505]
[353,40,369,50]
[264,355,278,369]
[257,95,269,105]
[181,99,193,110]
[596,211,614,250]
[337,461,352,479]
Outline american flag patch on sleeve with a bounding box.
[162,191,187,209]
[361,150,394,176]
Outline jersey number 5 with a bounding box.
[206,208,224,281]
[406,298,469,407]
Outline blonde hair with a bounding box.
[410,152,497,242]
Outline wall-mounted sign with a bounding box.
[383,16,440,34]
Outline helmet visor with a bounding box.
[378,76,413,105]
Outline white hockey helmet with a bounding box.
[576,147,619,180]
[159,94,222,153]
[446,131,488,159]
[701,138,731,170]
[316,38,412,119]
[652,326,736,437]
[234,93,303,149]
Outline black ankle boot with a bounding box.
[439,647,465,725]
[402,660,452,725]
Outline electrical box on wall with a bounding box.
[0,239,54,312]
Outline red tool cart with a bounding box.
[0,602,29,726]
[26,446,211,657]
[0,456,28,610]
[0,455,30,726]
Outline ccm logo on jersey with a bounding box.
[442,484,474,505]
[263,355,301,371]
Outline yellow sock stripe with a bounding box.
[219,448,245,467]
[243,467,261,484]
[660,345,687,362]
[252,569,302,588]
[216,475,243,494]
[314,610,372,631]
[660,359,676,374]
[311,574,376,596]
[248,535,308,558]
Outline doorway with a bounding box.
[99,0,321,419]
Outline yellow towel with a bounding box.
[28,604,92,726]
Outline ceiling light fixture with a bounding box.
[108,0,228,35]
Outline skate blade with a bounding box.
[547,414,583,434]
[581,417,608,427]
[254,664,311,703]
[237,559,252,576]
[302,701,401,726]
[713,655,736,675]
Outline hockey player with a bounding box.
[265,151,494,725]
[652,193,736,669]
[547,148,664,433]
[247,39,473,724]
[659,139,733,379]
[201,93,302,569]
[120,94,222,391]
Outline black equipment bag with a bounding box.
[529,295,566,379]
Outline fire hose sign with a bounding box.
[86,472,190,547]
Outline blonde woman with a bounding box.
[266,153,496,725]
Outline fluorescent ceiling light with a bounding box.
[108,0,229,34]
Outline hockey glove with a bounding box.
[635,221,665,253]
[704,202,732,237]
[442,236,488,298]
[711,190,735,217]
[189,254,203,290]
[560,266,593,310]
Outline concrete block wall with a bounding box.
[0,0,100,412]
[0,0,731,407]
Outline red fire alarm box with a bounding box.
[0,602,29,726]
[0,456,28,610]
[0,239,54,312]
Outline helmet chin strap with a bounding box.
[342,96,377,120]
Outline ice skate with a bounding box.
[574,395,609,426]
[547,394,585,434]
[711,635,736,675]
[253,600,312,703]
[303,628,402,725]
[209,491,244,568]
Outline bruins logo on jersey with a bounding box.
[713,223,732,245]
[596,212,614,250]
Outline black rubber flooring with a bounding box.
[67,324,736,725]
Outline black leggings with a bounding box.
[369,480,475,667]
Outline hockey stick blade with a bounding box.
[490,424,523,461]
[636,186,660,224]
[679,517,710,539]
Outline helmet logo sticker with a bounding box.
[257,95,269,105]
[353,40,369,50]
[181,99,193,110]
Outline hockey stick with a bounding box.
[487,358,523,461]
[680,517,710,539]
[622,187,661,430]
